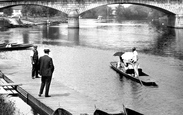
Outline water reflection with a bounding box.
[22,31,29,43]
[142,29,176,56]
[40,26,80,46]
[1,19,183,61]
[68,28,79,45]
[42,26,60,40]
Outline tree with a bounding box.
[81,9,97,18]
[22,5,62,17]
[3,7,13,16]
[115,4,127,21]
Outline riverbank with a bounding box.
[0,16,67,29]
[0,68,125,115]
[21,16,67,25]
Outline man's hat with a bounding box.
[132,47,136,51]
[44,48,50,53]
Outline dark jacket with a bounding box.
[33,49,39,63]
[39,55,54,77]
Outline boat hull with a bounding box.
[0,43,33,51]
[94,108,143,115]
[110,62,158,87]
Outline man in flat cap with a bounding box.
[38,48,54,97]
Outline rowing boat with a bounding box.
[110,61,158,87]
[0,43,33,51]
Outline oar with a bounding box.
[132,73,143,86]
[130,61,143,86]
[137,76,143,86]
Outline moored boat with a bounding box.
[94,107,143,115]
[0,43,33,51]
[94,109,123,115]
[110,61,158,87]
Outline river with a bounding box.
[0,19,183,115]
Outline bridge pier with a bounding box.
[168,14,183,29]
[68,9,79,28]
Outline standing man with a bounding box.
[131,47,139,77]
[30,45,39,79]
[38,48,54,97]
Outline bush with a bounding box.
[0,94,16,115]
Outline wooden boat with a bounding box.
[94,109,123,115]
[0,43,33,51]
[110,61,158,87]
[94,108,143,115]
[52,108,72,115]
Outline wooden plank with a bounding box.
[0,87,10,94]
[0,79,19,95]
[0,83,22,87]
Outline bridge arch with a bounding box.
[0,2,69,14]
[81,2,175,15]
[78,1,183,29]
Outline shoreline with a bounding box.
[0,69,125,115]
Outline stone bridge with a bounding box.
[0,0,183,28]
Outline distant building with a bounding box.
[0,12,4,16]
[11,6,22,18]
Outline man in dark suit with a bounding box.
[30,45,39,79]
[38,48,54,97]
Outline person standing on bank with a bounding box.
[30,45,39,79]
[38,48,54,97]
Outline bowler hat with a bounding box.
[44,48,50,53]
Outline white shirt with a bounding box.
[122,52,133,60]
[132,51,138,62]
[121,51,138,63]
[30,50,34,57]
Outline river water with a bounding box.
[0,19,183,115]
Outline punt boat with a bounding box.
[0,43,33,51]
[110,61,158,87]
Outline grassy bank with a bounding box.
[22,16,67,24]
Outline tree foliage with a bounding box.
[22,5,65,17]
[82,4,166,21]
[81,5,113,19]
[20,4,165,20]
[3,8,13,16]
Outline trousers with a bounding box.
[39,76,52,96]
[32,63,39,78]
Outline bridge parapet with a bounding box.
[1,0,183,15]
[0,0,183,28]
